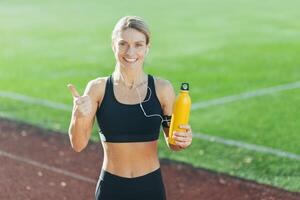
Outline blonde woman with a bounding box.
[68,16,193,200]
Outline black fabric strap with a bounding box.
[162,115,171,128]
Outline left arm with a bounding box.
[155,77,193,151]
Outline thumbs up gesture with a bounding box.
[67,84,92,117]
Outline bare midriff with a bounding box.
[101,140,160,178]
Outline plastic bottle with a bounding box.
[168,83,191,145]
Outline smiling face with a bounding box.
[112,28,149,69]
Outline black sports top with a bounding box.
[96,74,163,143]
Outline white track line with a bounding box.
[192,81,300,110]
[0,91,71,111]
[0,149,96,184]
[1,81,300,111]
[193,132,300,161]
[1,81,300,161]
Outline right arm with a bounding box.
[68,77,106,152]
[155,77,183,152]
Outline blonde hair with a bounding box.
[112,16,151,45]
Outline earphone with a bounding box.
[117,71,170,127]
[135,83,171,127]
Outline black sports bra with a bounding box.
[95,74,163,143]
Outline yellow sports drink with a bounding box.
[168,83,191,145]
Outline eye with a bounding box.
[135,43,143,48]
[118,41,127,46]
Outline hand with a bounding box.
[172,124,193,149]
[67,84,92,116]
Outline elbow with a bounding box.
[73,148,84,153]
[71,142,86,152]
[68,132,88,153]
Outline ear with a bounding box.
[146,44,150,55]
[111,41,116,53]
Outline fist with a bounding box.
[67,84,92,116]
[172,124,193,149]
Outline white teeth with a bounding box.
[124,58,137,63]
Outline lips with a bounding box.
[123,57,138,63]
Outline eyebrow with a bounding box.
[119,40,145,43]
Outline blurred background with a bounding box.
[0,0,300,192]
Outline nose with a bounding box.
[126,46,136,57]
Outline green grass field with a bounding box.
[1,0,300,192]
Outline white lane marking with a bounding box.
[0,149,96,184]
[194,132,300,161]
[1,81,300,161]
[0,91,71,111]
[192,81,300,110]
[1,81,300,112]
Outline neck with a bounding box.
[113,64,147,89]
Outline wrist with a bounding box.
[169,143,184,151]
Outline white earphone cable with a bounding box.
[117,70,170,126]
[135,86,170,125]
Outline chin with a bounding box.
[121,61,142,69]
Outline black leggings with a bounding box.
[95,168,167,200]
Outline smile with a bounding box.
[123,57,138,63]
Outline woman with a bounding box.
[67,16,193,200]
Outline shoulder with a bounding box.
[84,76,108,93]
[84,76,109,103]
[154,76,174,93]
[153,76,176,109]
